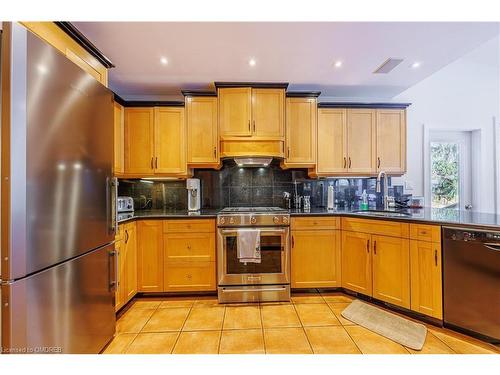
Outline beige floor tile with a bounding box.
[406,332,455,354]
[327,302,356,325]
[172,331,221,354]
[344,325,409,354]
[259,301,293,306]
[264,328,312,354]
[130,299,162,309]
[291,292,325,304]
[193,296,221,307]
[261,304,301,328]
[116,308,156,333]
[321,292,355,304]
[158,297,195,309]
[223,305,262,330]
[126,332,178,354]
[219,329,265,354]
[183,306,225,331]
[295,303,341,327]
[102,333,137,354]
[142,307,191,332]
[428,328,498,354]
[305,326,361,354]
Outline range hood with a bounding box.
[233,157,273,167]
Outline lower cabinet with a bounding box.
[115,221,137,311]
[371,235,410,309]
[137,220,164,292]
[410,239,443,319]
[291,218,341,288]
[341,231,372,295]
[164,261,216,292]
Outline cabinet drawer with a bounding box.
[163,219,215,233]
[164,232,215,262]
[164,262,216,292]
[410,224,441,243]
[341,217,409,238]
[291,216,339,230]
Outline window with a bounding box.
[430,142,460,209]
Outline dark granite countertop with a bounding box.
[118,207,500,230]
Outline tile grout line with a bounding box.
[121,303,160,353]
[170,302,195,353]
[217,306,227,354]
[290,301,314,354]
[258,303,267,354]
[340,325,363,354]
[427,330,458,354]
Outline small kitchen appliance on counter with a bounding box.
[117,196,134,221]
[187,178,201,211]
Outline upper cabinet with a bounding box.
[21,22,112,86]
[283,95,318,168]
[217,83,286,158]
[185,94,219,168]
[314,105,408,177]
[124,106,188,177]
[113,101,125,176]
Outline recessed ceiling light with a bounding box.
[160,57,168,65]
[248,58,257,67]
[411,62,421,69]
[334,61,343,68]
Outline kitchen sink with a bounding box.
[351,210,412,218]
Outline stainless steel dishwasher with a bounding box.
[443,227,500,343]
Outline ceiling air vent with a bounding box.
[373,58,404,74]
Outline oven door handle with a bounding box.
[220,287,288,293]
[220,228,288,235]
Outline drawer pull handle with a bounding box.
[292,235,295,248]
[377,157,381,169]
[343,157,347,169]
[420,230,428,235]
[374,240,377,255]
[434,249,438,266]
[348,157,351,169]
[366,239,370,253]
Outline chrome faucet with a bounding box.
[376,171,389,210]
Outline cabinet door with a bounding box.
[252,88,285,138]
[372,235,410,308]
[123,222,137,302]
[410,240,443,319]
[317,108,347,174]
[186,97,218,164]
[341,231,372,295]
[285,98,317,165]
[124,108,155,175]
[291,229,341,288]
[113,102,124,175]
[114,239,125,311]
[347,109,376,174]
[218,87,252,137]
[376,109,406,173]
[137,221,164,292]
[154,107,186,174]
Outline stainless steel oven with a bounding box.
[217,208,291,303]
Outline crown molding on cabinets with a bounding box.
[318,102,411,109]
[113,94,184,107]
[54,22,115,68]
[286,91,321,98]
[181,90,217,97]
[215,82,289,89]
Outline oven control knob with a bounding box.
[250,216,257,224]
[219,217,225,225]
[273,216,279,224]
[282,216,288,224]
[229,217,235,224]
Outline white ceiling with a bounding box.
[74,22,500,101]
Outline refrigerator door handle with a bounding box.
[109,249,118,292]
[108,177,118,235]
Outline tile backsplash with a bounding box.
[118,159,393,210]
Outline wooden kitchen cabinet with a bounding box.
[371,235,410,308]
[154,107,186,174]
[376,109,406,173]
[124,107,155,175]
[137,220,164,292]
[291,228,341,288]
[186,96,219,167]
[124,106,187,177]
[164,261,216,292]
[346,109,377,174]
[113,101,124,176]
[252,88,285,138]
[115,221,137,311]
[218,87,252,137]
[410,237,443,319]
[341,231,372,295]
[283,97,317,168]
[316,108,347,174]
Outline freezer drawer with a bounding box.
[1,244,116,354]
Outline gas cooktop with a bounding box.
[220,207,287,213]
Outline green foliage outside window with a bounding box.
[431,142,459,208]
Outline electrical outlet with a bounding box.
[404,180,414,191]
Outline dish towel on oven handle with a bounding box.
[237,229,261,263]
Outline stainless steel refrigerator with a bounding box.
[0,23,117,354]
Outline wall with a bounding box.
[392,35,500,214]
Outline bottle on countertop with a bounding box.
[360,189,369,210]
[327,182,334,210]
